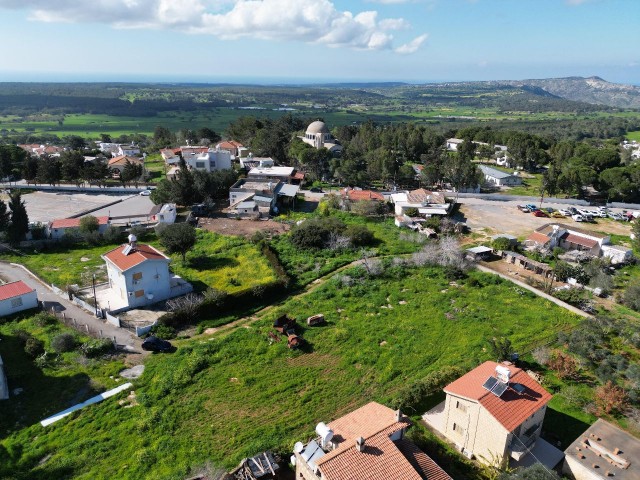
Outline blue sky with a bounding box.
[0,0,638,84]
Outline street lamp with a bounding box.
[92,274,100,318]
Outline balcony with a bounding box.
[509,433,537,461]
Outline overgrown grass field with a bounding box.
[0,265,582,479]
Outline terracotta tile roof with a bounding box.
[0,281,34,301]
[217,140,243,149]
[316,402,428,480]
[180,146,209,156]
[536,223,607,239]
[343,189,384,202]
[102,244,169,272]
[406,188,446,204]
[526,231,551,245]
[50,216,109,230]
[108,155,142,167]
[444,361,552,432]
[562,232,599,249]
[395,439,452,480]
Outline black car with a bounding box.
[141,336,173,353]
[309,187,323,193]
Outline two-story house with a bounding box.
[101,239,174,310]
[293,401,452,480]
[430,361,553,467]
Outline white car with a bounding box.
[559,209,571,216]
[572,214,584,222]
[139,190,152,196]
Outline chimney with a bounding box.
[395,409,402,422]
[592,464,599,469]
[355,437,365,452]
[605,472,613,477]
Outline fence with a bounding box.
[43,302,119,346]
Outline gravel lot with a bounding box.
[458,197,633,239]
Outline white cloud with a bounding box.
[0,0,427,53]
[394,33,427,54]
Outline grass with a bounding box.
[0,311,125,437]
[0,264,583,479]
[626,130,640,141]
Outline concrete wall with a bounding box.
[0,290,38,317]
[563,455,601,480]
[0,355,8,400]
[294,452,321,480]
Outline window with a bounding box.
[135,289,145,298]
[210,161,216,168]
[11,297,23,308]
[132,272,143,284]
[456,400,467,413]
[196,161,205,169]
[452,423,465,436]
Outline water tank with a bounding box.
[128,233,137,243]
[294,442,304,453]
[290,455,296,466]
[316,422,334,447]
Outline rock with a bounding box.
[119,365,145,379]
[13,388,23,396]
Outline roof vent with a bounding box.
[355,437,365,452]
[395,409,402,422]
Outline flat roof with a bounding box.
[248,166,294,177]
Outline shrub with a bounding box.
[79,215,99,233]
[149,324,177,340]
[32,312,57,327]
[491,237,512,251]
[103,225,124,244]
[488,337,513,362]
[594,381,628,415]
[51,333,77,353]
[81,338,114,358]
[623,282,640,311]
[390,366,464,412]
[547,350,578,379]
[290,217,346,250]
[345,225,375,247]
[24,337,45,358]
[404,207,419,217]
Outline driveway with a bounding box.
[0,261,141,351]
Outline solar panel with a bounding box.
[491,381,508,397]
[122,244,132,256]
[512,383,526,394]
[482,376,498,391]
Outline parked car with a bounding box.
[141,336,173,352]
[309,187,323,193]
[517,205,530,213]
[559,209,571,216]
[139,190,152,196]
[572,214,584,222]
[568,207,578,215]
[533,210,548,217]
[551,211,565,218]
[525,204,537,211]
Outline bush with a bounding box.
[32,312,57,327]
[491,237,512,251]
[345,224,375,247]
[624,282,640,311]
[103,225,124,244]
[290,217,346,250]
[24,337,45,358]
[150,324,177,340]
[51,333,77,353]
[390,366,464,412]
[81,338,114,358]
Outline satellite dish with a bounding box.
[294,442,304,453]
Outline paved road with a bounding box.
[0,262,141,350]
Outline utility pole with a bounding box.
[92,274,100,318]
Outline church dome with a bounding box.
[306,121,330,135]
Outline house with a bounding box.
[108,155,144,175]
[115,144,140,157]
[47,216,110,240]
[300,121,343,154]
[446,138,464,151]
[247,166,296,183]
[525,224,611,257]
[101,238,192,311]
[160,148,181,164]
[149,203,176,225]
[293,401,452,480]
[479,165,522,187]
[563,419,640,480]
[341,188,385,203]
[390,188,452,217]
[185,148,232,172]
[215,140,244,157]
[228,178,299,218]
[240,155,274,170]
[466,245,493,261]
[424,361,559,468]
[0,281,38,317]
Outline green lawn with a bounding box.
[626,130,640,141]
[0,311,125,437]
[0,265,582,479]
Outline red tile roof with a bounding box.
[102,244,169,271]
[108,155,142,167]
[343,189,384,202]
[315,402,445,480]
[395,439,452,480]
[217,140,243,149]
[526,231,551,245]
[444,361,552,432]
[406,188,446,204]
[50,216,109,230]
[0,281,34,301]
[562,233,598,249]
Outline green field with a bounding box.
[626,130,640,141]
[0,264,582,479]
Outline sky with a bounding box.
[0,0,638,85]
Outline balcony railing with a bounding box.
[509,433,537,461]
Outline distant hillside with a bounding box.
[497,76,640,109]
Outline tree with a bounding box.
[60,150,85,182]
[158,223,197,264]
[121,160,143,187]
[153,125,175,148]
[594,381,628,415]
[64,135,86,151]
[7,191,29,244]
[79,215,99,234]
[488,337,513,362]
[0,199,10,234]
[633,220,640,252]
[196,127,220,143]
[547,350,578,379]
[498,463,560,480]
[36,156,61,186]
[22,155,39,184]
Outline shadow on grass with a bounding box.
[0,335,97,439]
[542,406,591,449]
[188,255,239,271]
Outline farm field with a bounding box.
[0,265,583,480]
[626,130,640,141]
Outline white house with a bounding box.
[479,165,522,187]
[0,281,38,317]
[47,216,110,240]
[115,144,141,157]
[240,155,274,170]
[101,238,192,311]
[185,148,232,172]
[248,166,295,183]
[446,138,464,151]
[149,204,177,225]
[525,224,611,257]
[300,121,343,154]
[390,188,451,217]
